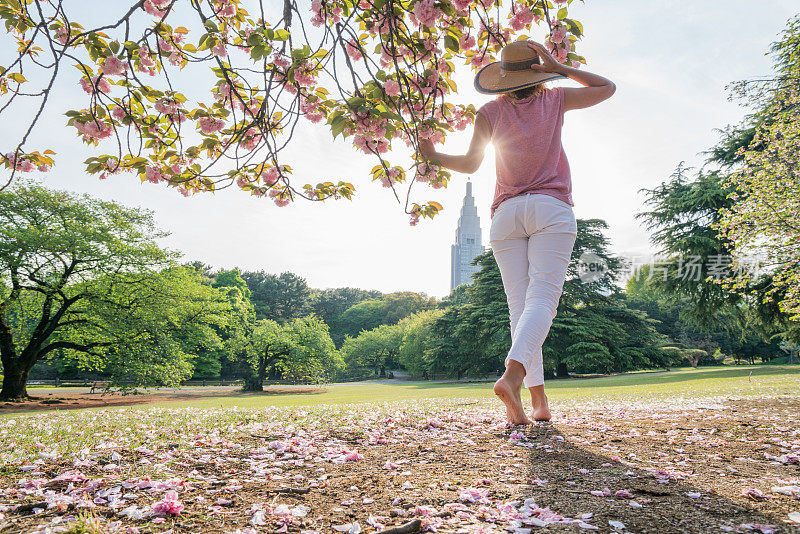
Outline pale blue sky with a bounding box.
[5,1,798,297]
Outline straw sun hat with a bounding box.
[474,40,566,94]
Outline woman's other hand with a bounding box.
[527,41,565,74]
[419,138,437,160]
[414,113,491,174]
[526,41,616,111]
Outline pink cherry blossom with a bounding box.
[79,76,112,95]
[54,27,70,45]
[198,116,225,135]
[384,80,401,97]
[459,34,476,50]
[470,53,492,67]
[216,1,236,18]
[550,24,568,44]
[412,0,443,28]
[212,42,227,58]
[269,188,291,207]
[742,488,769,500]
[154,98,182,115]
[152,490,183,516]
[143,0,170,18]
[145,165,163,184]
[345,39,363,62]
[260,166,280,185]
[74,119,113,141]
[101,57,128,77]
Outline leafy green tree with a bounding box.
[241,319,282,391]
[341,323,405,378]
[336,299,387,341]
[0,183,187,399]
[216,285,257,380]
[438,283,470,308]
[310,287,383,325]
[336,291,436,342]
[179,281,256,381]
[625,265,783,365]
[183,261,216,285]
[549,302,671,375]
[78,266,231,387]
[636,164,740,325]
[428,251,512,380]
[241,271,312,323]
[716,16,800,320]
[242,316,341,390]
[213,269,252,299]
[397,309,445,379]
[382,292,438,324]
[280,316,343,382]
[634,17,800,345]
[310,287,383,346]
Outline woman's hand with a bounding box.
[416,113,491,174]
[419,138,437,160]
[527,41,564,74]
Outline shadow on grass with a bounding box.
[509,423,796,533]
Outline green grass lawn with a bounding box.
[120,365,800,410]
[5,365,798,417]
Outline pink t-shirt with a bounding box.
[477,87,572,217]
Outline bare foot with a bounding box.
[531,394,551,421]
[494,377,532,425]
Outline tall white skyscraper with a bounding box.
[450,181,485,292]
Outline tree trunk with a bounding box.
[0,360,30,400]
[242,353,267,392]
[243,375,263,392]
[556,361,569,378]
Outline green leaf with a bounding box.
[291,45,311,59]
[330,115,347,138]
[564,18,583,37]
[444,35,459,53]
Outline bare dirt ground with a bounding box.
[0,397,798,533]
[0,387,328,413]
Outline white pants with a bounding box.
[489,193,577,388]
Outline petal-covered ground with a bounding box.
[1,393,799,533]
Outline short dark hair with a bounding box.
[507,83,546,100]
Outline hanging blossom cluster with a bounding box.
[0,0,587,220]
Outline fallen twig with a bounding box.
[380,519,422,534]
[266,487,311,494]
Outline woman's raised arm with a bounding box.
[527,41,616,111]
[418,112,492,174]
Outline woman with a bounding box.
[420,40,615,424]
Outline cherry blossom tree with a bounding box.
[716,16,800,320]
[0,0,586,224]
